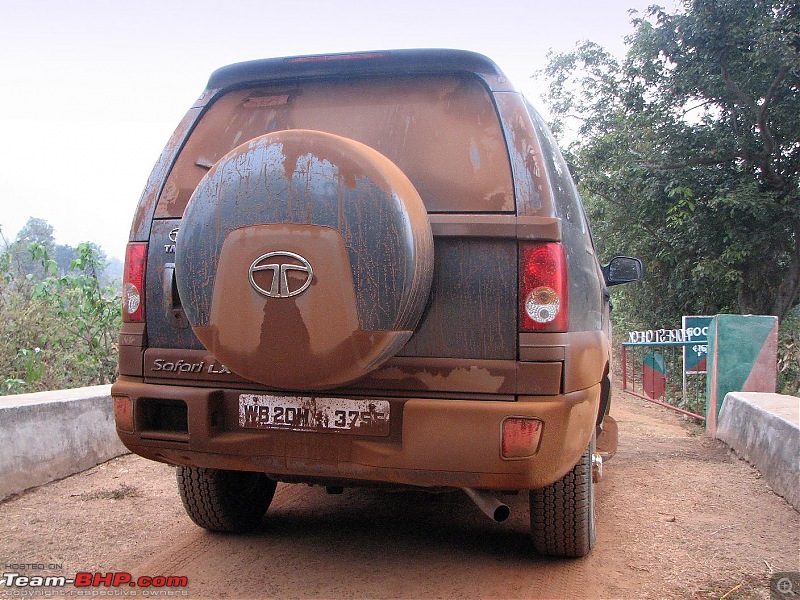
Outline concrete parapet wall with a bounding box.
[716,392,799,512]
[0,385,127,500]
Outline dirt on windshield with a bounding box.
[1,390,798,599]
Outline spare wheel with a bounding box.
[175,130,433,390]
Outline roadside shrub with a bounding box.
[778,309,800,396]
[0,240,120,394]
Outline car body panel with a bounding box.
[114,48,615,494]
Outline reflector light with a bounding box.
[123,243,147,323]
[502,417,543,459]
[112,395,134,432]
[519,243,568,332]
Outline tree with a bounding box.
[54,243,78,276]
[541,0,800,323]
[9,217,56,280]
[15,217,55,248]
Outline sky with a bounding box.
[0,0,680,262]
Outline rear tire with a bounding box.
[529,438,596,558]
[176,467,277,532]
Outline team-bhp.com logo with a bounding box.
[1,571,188,595]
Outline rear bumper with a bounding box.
[111,377,599,490]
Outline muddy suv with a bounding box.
[111,49,641,558]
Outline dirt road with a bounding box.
[1,391,798,599]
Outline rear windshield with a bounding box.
[155,74,514,217]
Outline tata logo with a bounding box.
[248,252,313,298]
[164,227,179,254]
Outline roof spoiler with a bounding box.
[205,48,515,93]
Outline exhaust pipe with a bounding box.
[462,488,510,522]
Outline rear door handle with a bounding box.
[163,263,189,329]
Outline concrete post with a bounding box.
[705,314,778,434]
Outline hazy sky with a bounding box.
[0,0,679,261]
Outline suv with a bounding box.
[111,49,641,558]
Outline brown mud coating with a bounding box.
[198,224,404,390]
[178,129,435,389]
[113,51,639,558]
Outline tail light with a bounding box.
[519,242,568,332]
[122,243,147,323]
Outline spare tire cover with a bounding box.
[175,130,433,390]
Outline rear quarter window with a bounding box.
[156,74,514,216]
[526,103,587,234]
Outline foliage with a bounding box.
[7,217,56,281]
[778,307,800,395]
[0,222,121,394]
[540,0,800,325]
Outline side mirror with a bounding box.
[602,256,643,286]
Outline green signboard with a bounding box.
[682,315,712,374]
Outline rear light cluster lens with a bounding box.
[526,286,560,323]
[122,243,147,323]
[519,243,568,332]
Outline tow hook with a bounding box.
[592,453,603,483]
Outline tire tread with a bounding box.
[176,466,276,532]
[530,443,596,558]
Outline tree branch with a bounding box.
[588,187,676,248]
[718,51,757,112]
[754,66,790,172]
[681,98,718,117]
[761,65,790,114]
[771,216,800,322]
[719,51,788,193]
[638,152,739,170]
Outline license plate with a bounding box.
[238,394,390,436]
